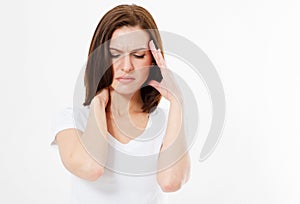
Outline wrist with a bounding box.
[169,96,183,107]
[92,97,107,107]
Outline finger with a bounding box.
[148,79,160,87]
[149,40,159,62]
[149,40,157,51]
[149,40,164,66]
[149,40,167,69]
[148,80,164,95]
[148,80,173,100]
[156,49,167,68]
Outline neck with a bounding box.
[107,89,144,116]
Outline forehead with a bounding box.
[110,26,150,51]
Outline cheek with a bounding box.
[133,55,152,69]
[134,58,151,79]
[111,60,120,71]
[137,67,150,81]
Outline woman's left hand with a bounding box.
[148,40,182,104]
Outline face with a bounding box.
[109,26,153,95]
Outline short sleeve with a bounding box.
[50,107,76,147]
[50,106,90,147]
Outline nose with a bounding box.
[121,54,134,73]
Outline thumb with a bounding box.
[148,80,160,87]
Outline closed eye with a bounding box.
[133,54,145,59]
[110,53,121,58]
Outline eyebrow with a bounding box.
[109,47,148,52]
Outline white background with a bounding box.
[0,0,300,203]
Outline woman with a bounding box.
[51,4,190,204]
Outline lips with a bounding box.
[116,76,135,83]
[116,76,135,79]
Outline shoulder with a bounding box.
[152,106,169,120]
[51,105,90,135]
[149,106,169,134]
[72,105,90,132]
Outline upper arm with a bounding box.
[55,128,83,167]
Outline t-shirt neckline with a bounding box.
[107,111,153,146]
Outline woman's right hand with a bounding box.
[93,88,110,107]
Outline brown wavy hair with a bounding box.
[83,4,164,113]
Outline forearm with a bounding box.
[161,100,183,150]
[79,99,109,167]
[157,153,190,192]
[68,131,105,181]
[157,101,191,192]
[56,128,105,181]
[70,100,109,180]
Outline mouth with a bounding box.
[116,76,135,83]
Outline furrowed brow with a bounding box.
[131,47,148,52]
[109,47,148,52]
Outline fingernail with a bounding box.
[150,40,156,49]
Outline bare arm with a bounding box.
[157,101,191,192]
[56,90,109,181]
[147,41,191,192]
[56,128,103,181]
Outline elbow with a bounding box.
[84,159,104,181]
[158,179,182,193]
[87,166,104,181]
[157,170,190,192]
[66,155,104,182]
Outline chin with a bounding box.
[111,79,147,96]
[112,86,140,96]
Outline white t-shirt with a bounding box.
[51,105,169,204]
